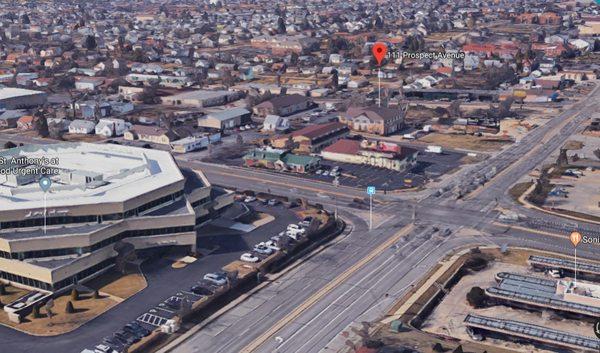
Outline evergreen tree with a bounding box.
[84,35,97,50]
[65,301,74,314]
[32,304,40,319]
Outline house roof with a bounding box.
[17,115,34,123]
[290,122,347,140]
[69,119,96,129]
[0,109,27,120]
[345,106,401,122]
[322,139,361,155]
[206,107,250,121]
[256,94,310,109]
[130,124,168,136]
[281,153,320,167]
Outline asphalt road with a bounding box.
[161,83,600,353]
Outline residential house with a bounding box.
[341,106,407,136]
[253,94,312,117]
[170,133,221,154]
[95,118,128,137]
[197,108,251,130]
[271,122,350,153]
[263,115,290,132]
[75,77,105,91]
[16,115,35,130]
[124,125,175,145]
[0,109,27,128]
[68,119,96,134]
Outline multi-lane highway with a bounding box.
[160,84,600,353]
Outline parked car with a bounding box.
[287,224,302,231]
[115,331,138,345]
[240,253,260,263]
[103,336,126,350]
[94,344,116,353]
[164,297,181,310]
[244,196,256,203]
[124,322,150,337]
[548,268,563,278]
[190,285,214,296]
[203,273,227,286]
[267,199,280,206]
[316,169,323,175]
[287,226,306,236]
[299,218,312,227]
[121,326,144,341]
[286,231,304,241]
[322,171,329,176]
[466,327,484,341]
[253,244,274,255]
[263,240,281,251]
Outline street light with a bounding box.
[333,177,339,220]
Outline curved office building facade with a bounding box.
[0,143,232,292]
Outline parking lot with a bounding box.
[0,202,300,353]
[295,148,466,190]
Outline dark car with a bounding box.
[114,331,138,345]
[125,322,151,337]
[103,337,127,352]
[164,297,181,310]
[191,285,214,296]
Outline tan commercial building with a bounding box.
[340,106,407,136]
[0,143,232,293]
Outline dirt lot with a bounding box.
[418,133,510,152]
[546,170,600,218]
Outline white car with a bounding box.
[203,273,227,286]
[286,231,303,241]
[263,240,281,251]
[287,224,302,231]
[240,253,259,263]
[316,169,323,175]
[245,124,252,130]
[322,171,329,176]
[299,220,312,228]
[244,196,257,203]
[253,244,274,255]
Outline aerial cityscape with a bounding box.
[0,0,599,353]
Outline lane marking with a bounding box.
[239,224,415,353]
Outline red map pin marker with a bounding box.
[372,42,388,66]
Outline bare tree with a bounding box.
[447,100,462,118]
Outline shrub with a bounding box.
[466,287,486,308]
[70,288,79,301]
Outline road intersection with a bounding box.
[162,83,600,353]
